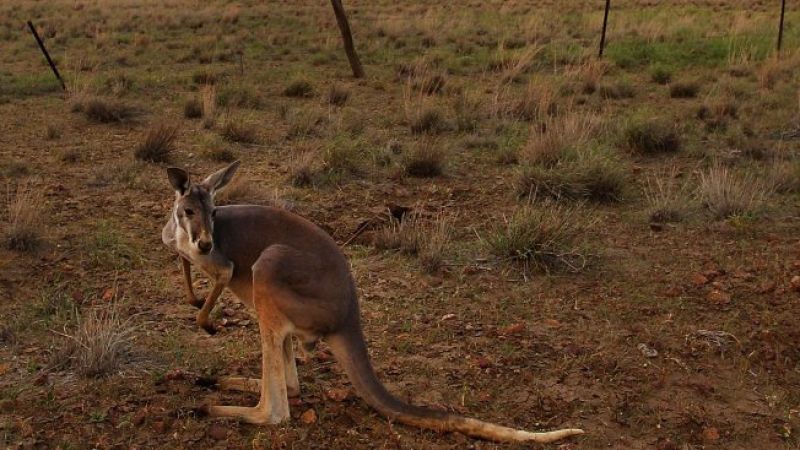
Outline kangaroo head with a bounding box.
[167,161,240,255]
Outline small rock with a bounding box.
[702,427,720,442]
[791,276,800,292]
[326,389,349,402]
[299,409,317,424]
[165,369,185,381]
[440,313,457,321]
[208,424,228,440]
[649,222,664,232]
[691,273,709,286]
[758,282,776,294]
[132,411,146,426]
[152,421,168,434]
[101,289,115,301]
[657,437,677,450]
[223,308,236,317]
[289,398,304,407]
[637,343,658,358]
[476,357,493,369]
[499,323,525,335]
[239,320,251,327]
[316,350,333,362]
[541,319,560,328]
[33,373,48,386]
[478,392,491,402]
[708,290,731,305]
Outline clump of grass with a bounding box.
[220,118,258,144]
[453,92,483,133]
[644,168,693,223]
[518,147,626,203]
[77,96,142,123]
[404,141,445,178]
[374,215,424,255]
[598,80,636,99]
[286,108,326,139]
[288,151,318,187]
[699,165,770,219]
[184,98,203,119]
[413,73,447,95]
[484,201,591,273]
[409,107,447,134]
[51,303,138,378]
[419,212,452,274]
[200,135,236,162]
[621,119,681,155]
[4,180,46,252]
[216,84,263,109]
[510,80,559,122]
[669,81,700,98]
[650,66,673,85]
[327,84,349,106]
[283,79,314,98]
[134,122,179,163]
[321,135,364,178]
[201,84,217,129]
[523,111,602,167]
[45,123,62,140]
[216,177,258,205]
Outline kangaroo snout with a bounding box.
[197,240,213,254]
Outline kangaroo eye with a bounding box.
[211,209,217,218]
[184,209,195,217]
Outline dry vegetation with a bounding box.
[2,1,800,449]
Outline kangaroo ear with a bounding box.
[202,160,240,195]
[167,167,191,195]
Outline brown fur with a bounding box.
[162,161,584,443]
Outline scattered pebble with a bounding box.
[300,409,317,424]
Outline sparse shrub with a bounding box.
[374,215,424,255]
[669,81,700,98]
[699,165,770,219]
[621,119,681,155]
[644,169,692,223]
[413,73,447,95]
[220,119,258,144]
[650,66,673,85]
[419,212,452,274]
[51,303,138,377]
[523,112,602,167]
[484,201,590,273]
[322,135,364,177]
[509,80,558,121]
[2,161,30,178]
[78,96,142,123]
[283,79,314,98]
[201,136,236,162]
[410,107,447,134]
[4,180,46,252]
[46,123,61,140]
[328,84,349,106]
[286,109,326,139]
[404,142,444,178]
[134,122,179,163]
[288,151,317,187]
[184,98,203,119]
[598,80,636,99]
[453,92,483,133]
[216,84,263,109]
[201,84,217,129]
[767,158,800,194]
[518,147,626,203]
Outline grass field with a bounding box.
[2,0,800,448]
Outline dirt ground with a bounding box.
[2,1,800,449]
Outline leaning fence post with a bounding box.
[599,0,611,58]
[330,0,365,78]
[27,21,66,92]
[778,0,787,53]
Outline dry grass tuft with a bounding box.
[484,200,591,273]
[404,141,445,178]
[4,179,46,252]
[283,79,314,98]
[327,84,350,106]
[52,302,138,378]
[698,165,770,219]
[201,83,217,129]
[409,107,447,135]
[184,97,203,119]
[134,122,179,163]
[644,168,693,223]
[621,119,681,155]
[220,118,258,144]
[77,96,142,124]
[669,81,701,98]
[523,111,602,167]
[418,212,452,274]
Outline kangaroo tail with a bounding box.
[325,323,584,443]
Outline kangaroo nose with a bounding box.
[198,240,213,254]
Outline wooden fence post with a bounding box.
[27,21,67,92]
[778,0,787,53]
[599,0,611,58]
[330,0,365,78]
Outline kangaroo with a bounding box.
[161,161,584,443]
